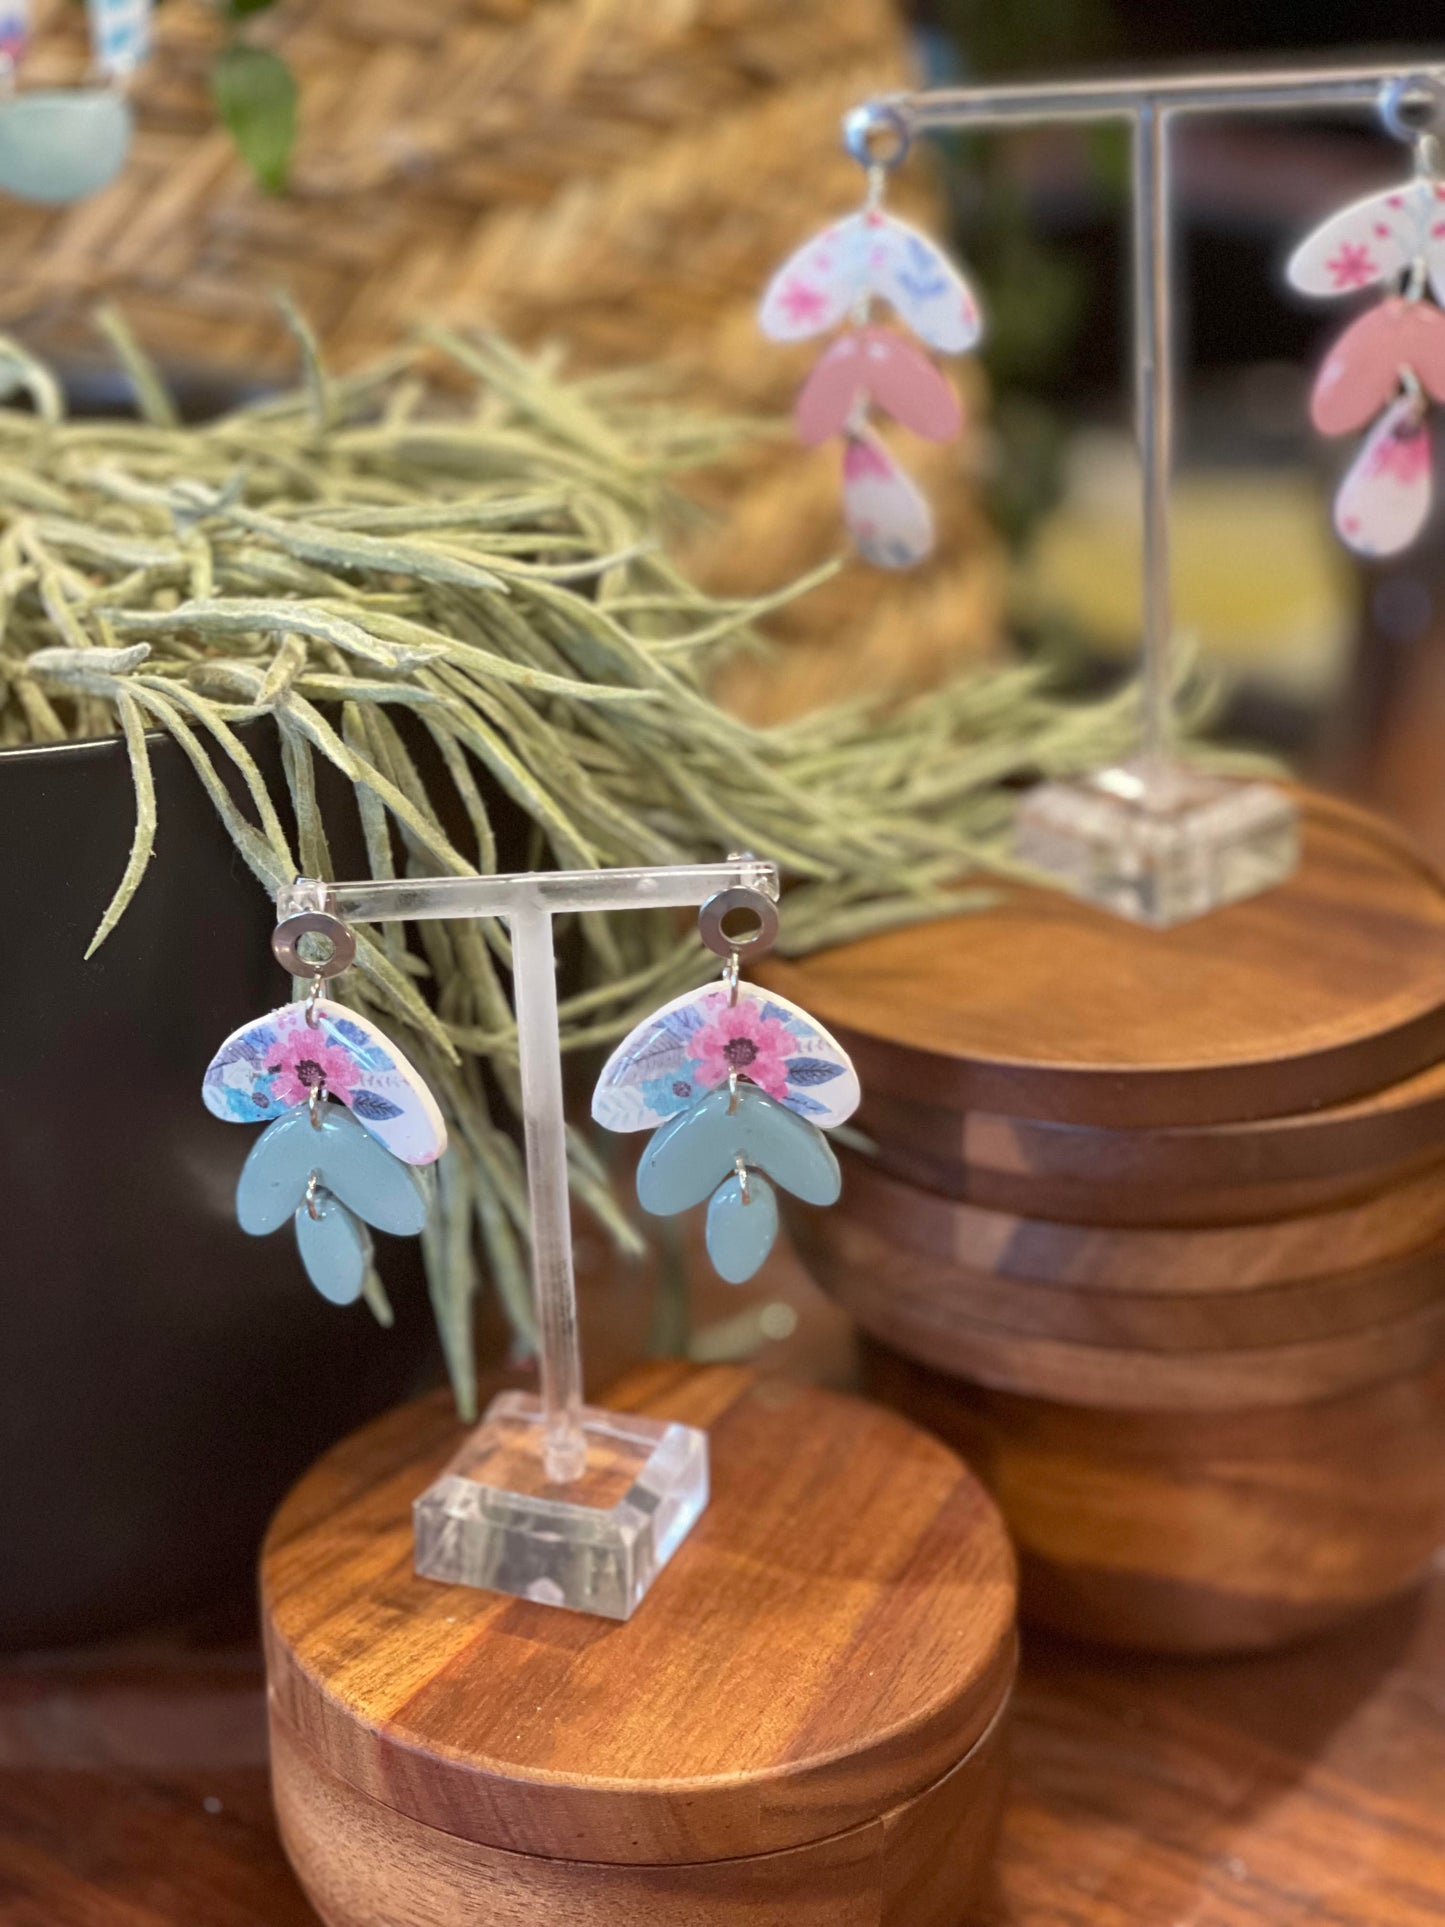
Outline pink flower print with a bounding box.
[1366,419,1429,483]
[777,279,830,328]
[693,1000,793,1102]
[268,1030,359,1110]
[843,434,893,481]
[1325,242,1378,289]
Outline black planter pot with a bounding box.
[0,728,443,1648]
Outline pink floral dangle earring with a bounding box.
[592,868,859,1285]
[758,100,982,570]
[201,907,446,1309]
[1288,75,1445,557]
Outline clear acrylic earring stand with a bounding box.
[853,61,1445,926]
[276,857,779,1621]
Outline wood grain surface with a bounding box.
[765,794,1445,1128]
[805,1235,1445,1410]
[12,1583,1445,1927]
[857,1065,1445,1227]
[792,1200,1445,1352]
[862,1337,1445,1653]
[262,1364,1018,1868]
[269,1696,1009,1927]
[831,1146,1445,1295]
[9,1237,1445,1925]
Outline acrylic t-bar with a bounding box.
[276,858,781,1486]
[854,58,1445,775]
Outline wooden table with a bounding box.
[3,1575,1441,1927]
[5,1247,1443,1925]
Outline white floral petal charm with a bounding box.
[867,211,984,353]
[1286,179,1443,298]
[759,215,870,341]
[1334,394,1433,557]
[592,981,860,1134]
[842,430,934,569]
[202,998,447,1166]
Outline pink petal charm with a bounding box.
[1287,178,1441,301]
[1311,299,1445,436]
[841,431,934,569]
[794,329,963,446]
[1334,395,1433,558]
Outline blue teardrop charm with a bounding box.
[705,1171,779,1285]
[0,91,133,204]
[294,1195,371,1306]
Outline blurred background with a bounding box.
[911,0,1445,855]
[10,0,1445,857]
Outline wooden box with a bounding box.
[770,794,1445,1654]
[261,1364,1018,1926]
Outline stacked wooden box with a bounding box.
[773,794,1445,1653]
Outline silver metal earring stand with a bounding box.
[850,59,1445,926]
[277,856,779,1620]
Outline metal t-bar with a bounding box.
[860,60,1445,773]
[276,857,781,1484]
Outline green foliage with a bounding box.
[0,317,1155,1411]
[211,41,297,195]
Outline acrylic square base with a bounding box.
[412,1391,709,1620]
[1012,760,1300,928]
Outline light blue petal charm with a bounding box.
[0,91,133,204]
[236,1102,433,1237]
[294,1196,371,1307]
[705,1171,779,1285]
[637,1082,841,1216]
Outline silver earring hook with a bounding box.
[842,100,912,175]
[698,875,780,966]
[1379,72,1445,150]
[273,907,356,1022]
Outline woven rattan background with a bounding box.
[7,0,1003,714]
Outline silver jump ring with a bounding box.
[698,885,779,964]
[308,1085,324,1132]
[842,101,912,172]
[305,1171,324,1219]
[1380,73,1445,147]
[272,908,356,981]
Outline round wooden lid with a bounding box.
[856,1055,1445,1227]
[262,1364,1017,1867]
[828,1147,1445,1295]
[797,1198,1445,1411]
[764,795,1445,1129]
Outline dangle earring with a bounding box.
[201,908,447,1307]
[592,867,859,1284]
[0,0,150,205]
[1288,75,1445,557]
[758,101,982,570]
